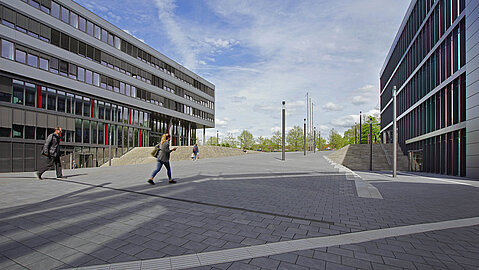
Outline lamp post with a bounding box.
[318,131,321,151]
[393,86,397,177]
[359,111,362,144]
[216,130,219,146]
[282,101,286,161]
[369,117,373,171]
[303,118,306,156]
[313,127,316,153]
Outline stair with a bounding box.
[328,144,409,171]
[102,146,257,167]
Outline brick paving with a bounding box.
[0,152,478,269]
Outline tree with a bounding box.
[206,136,218,145]
[223,133,238,148]
[359,115,380,144]
[237,130,254,150]
[287,126,303,151]
[328,129,347,149]
[271,131,282,150]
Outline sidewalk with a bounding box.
[0,152,478,269]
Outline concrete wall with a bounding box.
[466,0,479,178]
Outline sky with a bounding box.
[74,0,411,142]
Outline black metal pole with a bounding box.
[354,122,357,144]
[369,123,373,171]
[359,111,362,144]
[313,128,316,153]
[282,101,285,160]
[318,131,321,151]
[303,119,306,156]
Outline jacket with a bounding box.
[158,141,172,162]
[43,133,61,157]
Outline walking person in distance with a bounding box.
[192,143,199,161]
[148,134,177,185]
[35,127,63,180]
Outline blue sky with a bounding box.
[75,0,411,141]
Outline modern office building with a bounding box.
[0,0,215,172]
[380,0,478,178]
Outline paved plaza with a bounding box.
[0,152,478,270]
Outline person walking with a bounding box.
[192,143,199,161]
[148,134,177,185]
[35,126,63,180]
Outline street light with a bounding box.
[282,101,286,161]
[303,118,306,156]
[354,122,357,144]
[313,127,316,153]
[216,130,219,146]
[359,111,362,144]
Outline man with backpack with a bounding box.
[192,143,199,160]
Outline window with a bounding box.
[66,93,74,114]
[98,123,104,144]
[83,97,90,117]
[25,83,35,107]
[75,96,82,116]
[0,128,11,137]
[79,16,86,31]
[25,126,35,139]
[125,84,131,96]
[77,67,85,82]
[83,120,90,144]
[93,73,100,87]
[27,53,38,67]
[13,125,23,138]
[47,88,56,111]
[86,21,93,36]
[101,29,108,43]
[39,57,48,70]
[51,1,60,19]
[85,70,93,84]
[60,32,69,50]
[108,33,114,46]
[57,90,65,112]
[114,36,120,50]
[59,60,68,76]
[36,127,46,140]
[94,25,101,40]
[68,63,77,79]
[120,82,125,94]
[105,103,111,120]
[40,86,46,108]
[13,80,24,105]
[91,121,97,144]
[40,1,50,14]
[29,0,40,8]
[49,57,58,74]
[98,101,104,119]
[61,6,69,23]
[15,49,26,64]
[75,119,81,143]
[70,12,78,28]
[1,40,14,60]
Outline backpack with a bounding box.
[151,144,160,157]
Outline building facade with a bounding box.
[380,0,479,178]
[0,0,215,172]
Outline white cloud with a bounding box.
[330,115,357,128]
[351,84,377,105]
[322,102,343,112]
[122,29,145,43]
[204,37,239,49]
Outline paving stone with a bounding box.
[341,256,372,270]
[313,250,341,264]
[325,262,356,270]
[278,261,310,270]
[296,255,326,269]
[117,243,146,256]
[353,251,383,264]
[249,257,281,269]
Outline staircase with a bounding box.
[328,144,409,171]
[102,146,257,167]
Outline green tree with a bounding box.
[223,133,238,148]
[328,129,347,149]
[237,130,254,150]
[360,115,381,144]
[287,126,303,151]
[271,131,282,150]
[206,136,218,146]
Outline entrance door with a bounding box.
[409,150,423,172]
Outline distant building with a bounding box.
[380,0,478,178]
[0,0,215,172]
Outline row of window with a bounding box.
[16,0,215,97]
[381,0,465,89]
[0,76,152,128]
[381,10,465,106]
[396,74,466,141]
[0,4,214,111]
[0,38,214,122]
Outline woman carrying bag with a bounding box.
[148,134,177,184]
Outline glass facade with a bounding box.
[380,0,468,177]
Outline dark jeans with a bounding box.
[37,156,62,177]
[151,159,172,180]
